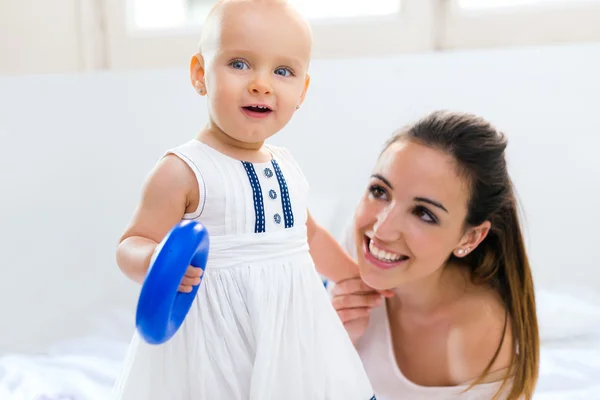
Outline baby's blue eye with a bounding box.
[231,61,248,70]
[274,68,291,77]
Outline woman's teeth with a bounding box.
[368,240,407,263]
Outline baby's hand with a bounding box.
[178,265,203,293]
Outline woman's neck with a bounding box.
[389,262,469,316]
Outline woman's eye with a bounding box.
[274,67,292,77]
[414,206,438,224]
[230,60,249,70]
[368,184,388,200]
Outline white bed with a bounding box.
[1,290,599,400]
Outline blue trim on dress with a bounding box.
[271,159,294,229]
[241,161,265,233]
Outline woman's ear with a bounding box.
[190,53,207,96]
[453,220,491,258]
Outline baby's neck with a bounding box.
[196,126,272,163]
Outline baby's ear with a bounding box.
[190,53,206,96]
[299,72,311,106]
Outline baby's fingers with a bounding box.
[185,266,204,278]
[178,284,193,293]
[180,275,201,287]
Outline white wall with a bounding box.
[1,42,599,355]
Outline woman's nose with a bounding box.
[373,206,403,242]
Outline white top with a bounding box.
[340,227,509,400]
[356,303,507,400]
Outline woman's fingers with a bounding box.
[332,292,382,310]
[331,277,375,297]
[337,307,371,324]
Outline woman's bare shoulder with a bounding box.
[448,284,513,385]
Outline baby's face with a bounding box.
[194,1,312,145]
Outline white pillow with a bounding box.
[536,288,600,343]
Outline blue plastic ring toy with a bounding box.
[135,220,210,345]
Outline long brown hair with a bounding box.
[386,111,539,399]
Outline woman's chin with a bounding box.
[359,266,397,292]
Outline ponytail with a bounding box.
[467,194,539,400]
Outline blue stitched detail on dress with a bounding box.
[271,159,294,228]
[241,161,265,233]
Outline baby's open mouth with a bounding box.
[243,105,271,113]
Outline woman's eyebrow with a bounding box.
[371,174,393,189]
[371,174,449,213]
[415,197,448,213]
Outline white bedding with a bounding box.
[0,337,125,400]
[2,338,598,400]
[1,291,599,400]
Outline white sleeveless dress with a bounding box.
[112,140,376,400]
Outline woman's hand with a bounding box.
[331,278,393,345]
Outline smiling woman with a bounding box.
[333,110,540,400]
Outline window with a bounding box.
[105,0,427,69]
[292,0,401,19]
[102,0,600,70]
[132,0,187,29]
[132,0,402,31]
[459,0,600,9]
[441,0,600,50]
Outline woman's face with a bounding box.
[353,139,480,291]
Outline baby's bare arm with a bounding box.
[116,154,197,284]
[306,211,360,283]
